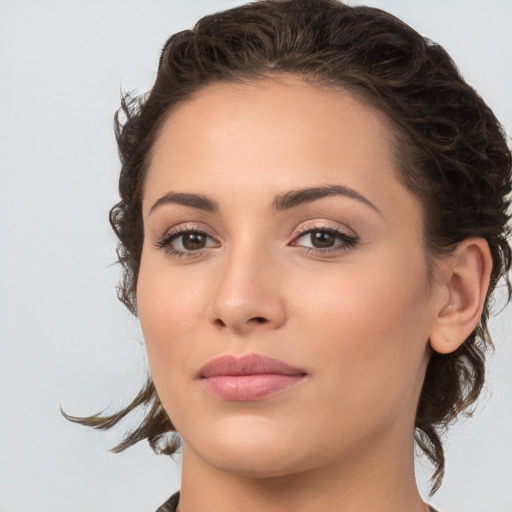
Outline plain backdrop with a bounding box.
[0,1,511,511]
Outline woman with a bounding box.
[65,1,511,510]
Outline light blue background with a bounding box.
[0,1,511,511]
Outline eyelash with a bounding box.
[154,227,218,258]
[154,225,358,258]
[291,226,358,255]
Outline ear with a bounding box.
[429,237,493,354]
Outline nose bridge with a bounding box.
[207,236,286,333]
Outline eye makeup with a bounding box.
[153,219,359,260]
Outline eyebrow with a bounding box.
[148,184,380,216]
[272,184,381,215]
[149,192,218,215]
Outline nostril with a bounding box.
[211,315,271,329]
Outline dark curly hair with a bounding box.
[64,0,511,494]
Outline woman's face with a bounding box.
[137,76,444,478]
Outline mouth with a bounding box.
[198,353,308,401]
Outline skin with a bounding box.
[137,76,489,512]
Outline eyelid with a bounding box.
[293,219,357,239]
[154,222,221,257]
[161,222,218,239]
[153,220,358,258]
[289,220,359,253]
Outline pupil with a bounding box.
[311,231,335,248]
[183,233,206,250]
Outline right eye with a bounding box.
[155,229,220,257]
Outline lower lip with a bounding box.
[201,374,306,401]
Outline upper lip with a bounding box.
[198,353,307,378]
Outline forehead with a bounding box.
[149,76,396,166]
[144,76,414,219]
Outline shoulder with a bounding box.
[155,491,180,512]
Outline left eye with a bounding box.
[292,229,357,251]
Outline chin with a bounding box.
[184,419,313,478]
[208,447,310,479]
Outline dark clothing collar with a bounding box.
[155,491,440,512]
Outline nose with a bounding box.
[206,246,286,335]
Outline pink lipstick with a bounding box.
[198,353,307,401]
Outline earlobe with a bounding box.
[429,238,493,355]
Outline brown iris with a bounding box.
[181,233,207,250]
[310,231,336,248]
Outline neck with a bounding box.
[178,429,427,512]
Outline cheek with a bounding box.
[289,247,432,400]
[136,257,209,385]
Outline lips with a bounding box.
[198,353,307,401]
